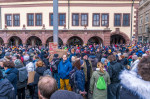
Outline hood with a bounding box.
[120,70,150,99]
[110,61,117,65]
[36,67,46,75]
[96,68,106,76]
[6,68,18,75]
[0,79,14,96]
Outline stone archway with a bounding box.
[111,29,130,44]
[8,36,22,46]
[26,36,42,46]
[110,34,126,44]
[67,36,83,46]
[46,36,63,46]
[0,37,4,46]
[87,36,103,45]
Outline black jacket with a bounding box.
[0,79,15,99]
[108,61,124,84]
[43,58,49,69]
[30,66,46,99]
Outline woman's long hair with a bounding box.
[97,62,104,73]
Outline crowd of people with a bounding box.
[0,43,150,99]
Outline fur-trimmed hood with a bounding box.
[120,70,150,99]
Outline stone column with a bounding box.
[103,29,111,46]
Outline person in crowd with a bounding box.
[73,59,86,96]
[29,60,46,99]
[0,51,11,62]
[51,54,61,89]
[131,55,140,72]
[3,61,18,97]
[50,90,83,99]
[32,55,40,70]
[95,48,102,62]
[43,54,50,69]
[120,55,150,99]
[89,52,98,71]
[58,54,72,91]
[25,54,34,72]
[90,62,110,99]
[107,55,124,99]
[12,55,26,99]
[69,48,76,62]
[82,53,93,98]
[38,76,58,99]
[0,70,15,99]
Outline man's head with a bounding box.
[83,54,88,60]
[38,76,57,99]
[62,54,67,61]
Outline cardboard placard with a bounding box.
[49,42,58,54]
[56,49,67,58]
[28,71,35,84]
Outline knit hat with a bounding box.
[101,58,106,64]
[50,90,83,99]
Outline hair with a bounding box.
[44,54,48,58]
[36,60,45,67]
[97,62,104,73]
[3,61,15,68]
[107,55,116,62]
[138,56,150,81]
[33,55,40,60]
[73,59,81,70]
[38,76,57,99]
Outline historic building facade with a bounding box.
[0,0,139,46]
[138,0,150,43]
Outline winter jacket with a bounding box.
[90,69,110,99]
[26,61,34,72]
[75,70,85,92]
[108,61,124,84]
[29,66,46,99]
[5,68,18,95]
[95,52,102,62]
[16,64,27,89]
[43,58,49,69]
[83,60,93,82]
[120,70,150,99]
[131,59,139,73]
[58,59,72,79]
[0,79,15,99]
[89,55,98,71]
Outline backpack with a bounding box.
[51,60,60,73]
[96,76,106,90]
[18,67,28,83]
[43,69,52,77]
[69,68,77,87]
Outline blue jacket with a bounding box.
[58,59,72,79]
[75,70,85,91]
[5,68,18,95]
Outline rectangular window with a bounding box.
[59,14,66,26]
[93,13,100,26]
[114,14,121,26]
[27,14,34,26]
[123,14,130,26]
[139,26,142,34]
[145,24,149,33]
[13,14,20,26]
[145,14,149,23]
[81,14,88,26]
[35,13,42,26]
[101,14,109,26]
[49,14,53,26]
[72,14,79,26]
[5,14,12,26]
[140,16,143,24]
